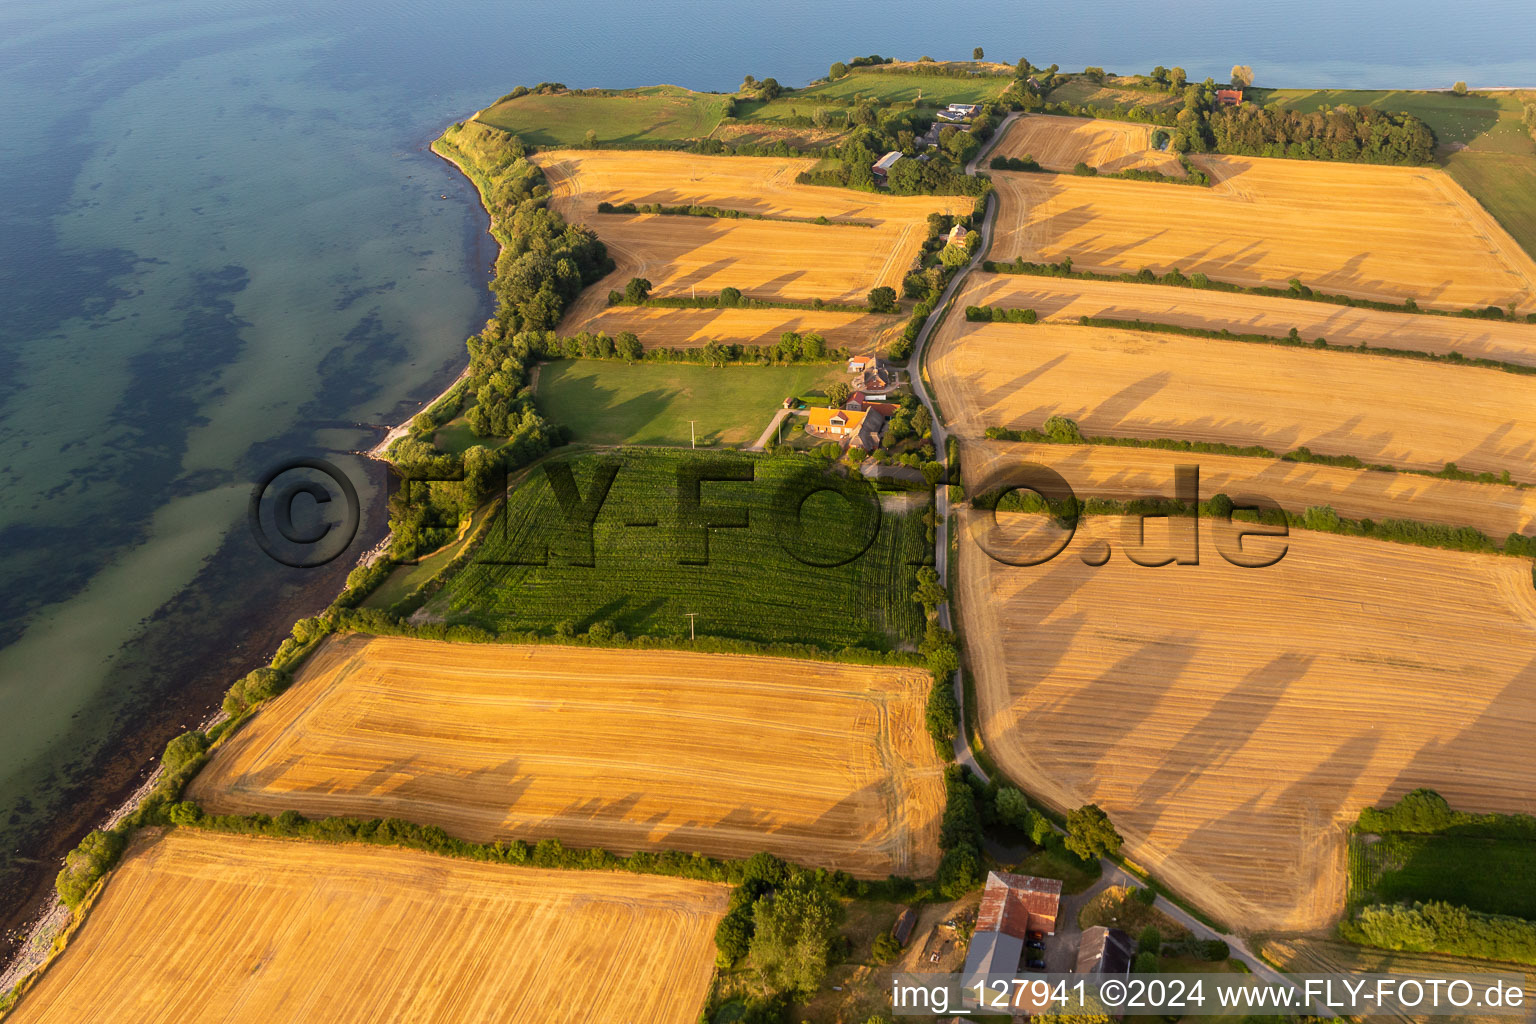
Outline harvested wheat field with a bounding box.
[926,319,1536,483]
[963,438,1536,539]
[988,154,1536,312]
[959,272,1536,368]
[955,512,1536,931]
[1263,938,1536,1024]
[8,830,726,1024]
[574,304,905,352]
[990,113,1186,175]
[189,635,944,877]
[534,149,969,321]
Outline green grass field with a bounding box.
[793,67,1013,106]
[1252,88,1536,153]
[1446,150,1536,262]
[475,85,729,146]
[427,448,930,650]
[1350,831,1536,920]
[534,359,841,447]
[433,414,481,455]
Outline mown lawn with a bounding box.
[1352,831,1536,920]
[475,85,729,146]
[433,414,480,455]
[427,448,931,650]
[534,359,841,447]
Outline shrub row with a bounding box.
[608,291,870,315]
[1357,789,1536,840]
[983,421,1528,490]
[981,256,1536,324]
[1342,901,1536,966]
[966,304,1037,323]
[173,805,916,900]
[988,154,1209,187]
[1076,315,1536,378]
[973,487,1524,558]
[594,200,874,228]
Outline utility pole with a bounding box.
[689,420,697,449]
[685,612,698,641]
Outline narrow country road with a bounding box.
[901,110,1319,1008]
[748,408,790,451]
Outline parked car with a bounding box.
[1027,958,1047,970]
[1027,939,1044,950]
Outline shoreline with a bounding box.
[0,126,497,994]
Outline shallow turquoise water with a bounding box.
[0,0,1531,919]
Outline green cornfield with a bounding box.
[430,448,931,650]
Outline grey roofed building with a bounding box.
[872,150,903,178]
[961,930,1025,993]
[1076,925,1135,976]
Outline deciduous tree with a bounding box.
[1064,803,1123,860]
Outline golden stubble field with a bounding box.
[1263,937,1536,1024]
[988,154,1536,312]
[990,113,1186,175]
[925,316,1536,483]
[8,830,727,1024]
[962,438,1536,540]
[189,636,945,877]
[534,149,970,322]
[570,304,905,351]
[958,272,1536,368]
[954,512,1536,931]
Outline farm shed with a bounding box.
[976,871,1062,936]
[1076,925,1135,976]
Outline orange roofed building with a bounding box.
[804,406,887,450]
[1216,88,1243,105]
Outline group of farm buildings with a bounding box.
[872,103,980,183]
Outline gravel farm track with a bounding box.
[5,829,727,1024]
[188,635,947,878]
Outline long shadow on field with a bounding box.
[1156,728,1385,926]
[968,353,1069,426]
[1131,651,1314,816]
[1369,649,1536,824]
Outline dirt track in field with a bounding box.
[954,511,1536,932]
[990,113,1186,176]
[926,317,1536,483]
[7,830,726,1024]
[189,636,945,877]
[988,154,1536,313]
[959,272,1536,368]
